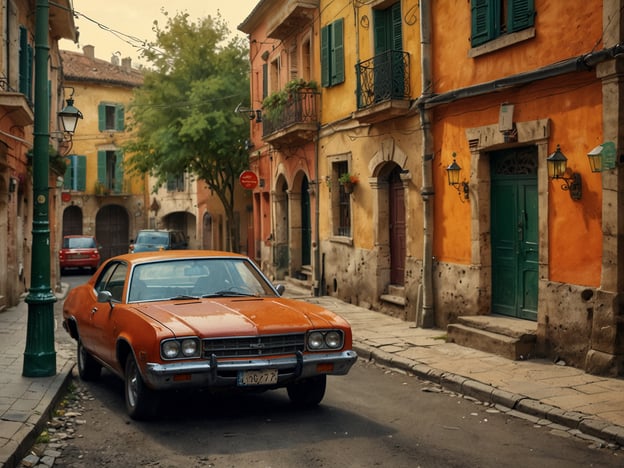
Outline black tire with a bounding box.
[287,374,327,407]
[77,340,101,381]
[124,354,156,420]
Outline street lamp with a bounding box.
[23,0,81,377]
[58,94,83,134]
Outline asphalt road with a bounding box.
[49,273,621,467]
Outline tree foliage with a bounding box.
[125,11,250,251]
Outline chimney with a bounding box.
[83,45,95,59]
[121,57,132,72]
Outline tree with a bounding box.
[125,11,250,251]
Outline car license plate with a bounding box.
[237,369,278,386]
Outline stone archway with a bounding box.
[369,138,410,298]
[272,174,289,279]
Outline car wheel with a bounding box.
[124,354,156,420]
[77,340,101,381]
[287,374,327,407]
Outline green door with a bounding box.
[491,147,538,320]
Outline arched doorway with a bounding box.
[62,205,83,236]
[96,205,129,260]
[389,165,406,285]
[301,176,311,267]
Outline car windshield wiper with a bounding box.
[201,290,258,298]
[169,294,200,301]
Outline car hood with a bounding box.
[134,297,339,337]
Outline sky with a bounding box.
[60,0,260,66]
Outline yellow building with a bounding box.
[59,46,146,261]
[316,0,423,319]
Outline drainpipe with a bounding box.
[418,0,435,328]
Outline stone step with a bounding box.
[447,315,537,361]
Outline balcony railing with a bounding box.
[262,90,319,139]
[356,50,410,109]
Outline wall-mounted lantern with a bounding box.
[587,142,617,173]
[446,152,469,201]
[59,93,83,134]
[546,144,582,200]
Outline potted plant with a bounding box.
[262,79,319,121]
[339,173,358,193]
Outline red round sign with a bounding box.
[61,192,71,203]
[239,170,259,189]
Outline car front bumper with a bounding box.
[143,350,358,390]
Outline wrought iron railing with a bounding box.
[262,90,319,137]
[356,50,410,109]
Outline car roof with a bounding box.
[63,235,95,239]
[116,249,247,264]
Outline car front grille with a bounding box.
[202,333,306,358]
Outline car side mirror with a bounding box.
[97,290,114,308]
[275,284,285,296]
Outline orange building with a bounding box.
[239,1,321,284]
[0,1,76,308]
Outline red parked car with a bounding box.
[59,235,101,273]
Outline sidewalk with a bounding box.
[2,286,624,467]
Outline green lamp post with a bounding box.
[23,0,81,377]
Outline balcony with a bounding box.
[354,50,411,124]
[266,0,318,40]
[262,90,319,147]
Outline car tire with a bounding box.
[287,374,327,407]
[77,340,101,381]
[124,354,156,420]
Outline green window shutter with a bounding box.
[63,157,72,189]
[262,63,268,99]
[321,24,330,87]
[471,0,494,47]
[508,0,534,32]
[97,150,106,184]
[114,150,123,193]
[331,19,344,85]
[18,26,29,97]
[98,103,105,131]
[373,10,387,55]
[391,3,402,51]
[115,104,125,131]
[76,155,86,191]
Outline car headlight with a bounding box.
[306,330,344,351]
[161,337,200,359]
[181,339,198,357]
[162,340,180,359]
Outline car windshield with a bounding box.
[127,257,277,302]
[65,237,96,249]
[136,232,169,244]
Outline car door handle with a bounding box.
[91,307,97,314]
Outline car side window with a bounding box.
[94,261,128,302]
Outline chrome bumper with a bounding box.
[144,350,358,390]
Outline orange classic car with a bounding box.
[62,250,357,419]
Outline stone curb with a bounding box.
[353,342,624,447]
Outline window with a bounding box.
[321,18,344,88]
[97,150,123,193]
[63,155,87,191]
[331,160,351,237]
[98,103,125,131]
[167,174,185,192]
[471,0,535,47]
[18,26,33,101]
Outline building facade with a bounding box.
[240,0,624,375]
[0,0,76,309]
[59,46,145,263]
